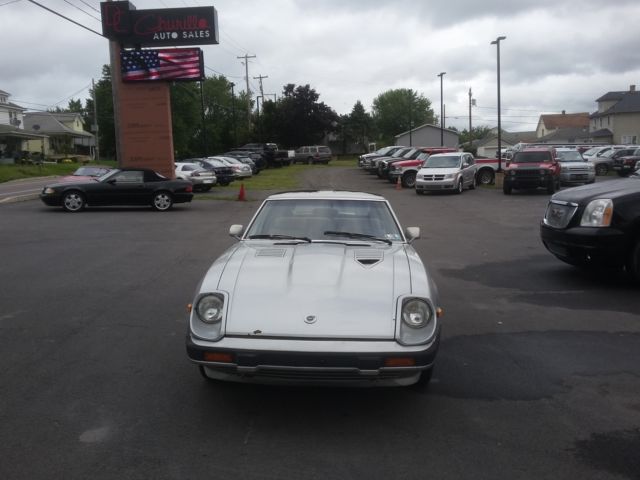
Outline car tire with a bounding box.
[595,164,608,176]
[307,157,314,165]
[617,171,629,177]
[626,239,640,283]
[152,191,173,211]
[202,186,212,192]
[455,179,463,194]
[469,175,476,190]
[503,184,512,195]
[547,179,556,194]
[477,168,495,185]
[62,191,85,212]
[402,171,417,188]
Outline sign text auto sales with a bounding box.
[100,2,219,47]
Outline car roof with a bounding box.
[266,190,385,202]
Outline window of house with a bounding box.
[621,135,638,144]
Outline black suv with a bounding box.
[612,147,640,177]
[540,173,640,281]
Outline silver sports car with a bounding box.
[186,191,443,387]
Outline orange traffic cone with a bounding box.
[395,176,402,190]
[238,183,246,201]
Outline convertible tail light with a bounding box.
[384,357,416,367]
[203,352,233,363]
[185,185,193,192]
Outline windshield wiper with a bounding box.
[323,231,392,245]
[248,234,311,243]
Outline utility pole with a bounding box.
[91,78,100,162]
[237,54,256,131]
[253,74,268,117]
[437,72,446,146]
[200,80,207,156]
[468,88,473,139]
[230,82,237,145]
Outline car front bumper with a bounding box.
[540,222,629,267]
[186,334,439,386]
[415,179,456,191]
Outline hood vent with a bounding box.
[354,250,383,267]
[256,248,287,258]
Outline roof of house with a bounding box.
[475,130,537,147]
[0,123,48,139]
[589,128,614,138]
[537,127,591,142]
[22,112,93,138]
[539,112,589,129]
[394,123,459,138]
[592,91,640,117]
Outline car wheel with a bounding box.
[401,171,417,188]
[547,179,556,194]
[455,179,463,194]
[202,186,212,192]
[152,191,173,211]
[503,184,512,195]
[469,175,476,190]
[595,164,608,176]
[477,168,495,185]
[62,191,85,212]
[626,239,640,283]
[307,157,314,165]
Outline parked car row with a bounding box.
[359,147,480,194]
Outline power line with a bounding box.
[61,0,101,22]
[25,0,103,37]
[0,0,21,6]
[77,0,99,13]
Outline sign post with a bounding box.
[100,1,218,177]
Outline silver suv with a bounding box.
[415,152,477,194]
[555,148,595,185]
[293,146,332,165]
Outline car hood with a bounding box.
[418,167,460,175]
[551,177,640,203]
[201,242,414,340]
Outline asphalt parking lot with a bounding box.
[1,166,639,480]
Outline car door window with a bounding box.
[113,171,143,183]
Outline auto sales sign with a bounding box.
[100,1,219,47]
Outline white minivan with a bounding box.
[415,152,477,195]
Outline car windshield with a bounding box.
[99,169,120,181]
[557,151,584,162]
[245,199,403,243]
[74,166,110,176]
[513,151,552,163]
[403,148,418,159]
[424,155,461,168]
[392,148,411,158]
[582,147,606,157]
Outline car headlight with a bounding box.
[196,293,224,323]
[580,199,613,227]
[443,173,455,179]
[43,187,55,194]
[191,293,225,341]
[398,298,436,345]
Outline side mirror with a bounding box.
[404,227,420,243]
[229,224,244,239]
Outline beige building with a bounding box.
[23,112,94,157]
[590,85,640,144]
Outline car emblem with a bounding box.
[304,315,317,324]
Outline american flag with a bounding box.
[121,48,204,82]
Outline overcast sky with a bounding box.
[2,0,640,132]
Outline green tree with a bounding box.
[261,84,338,148]
[371,89,435,145]
[343,100,373,153]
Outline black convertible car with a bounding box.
[40,168,193,212]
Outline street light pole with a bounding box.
[491,36,506,171]
[437,72,446,146]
